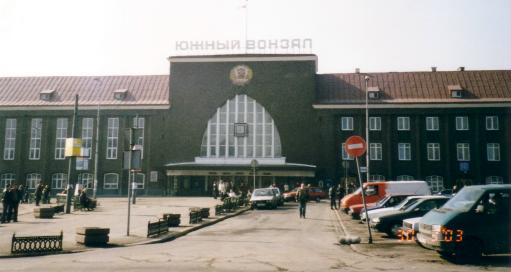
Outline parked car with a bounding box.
[271,187,284,206]
[349,194,411,219]
[435,189,454,196]
[371,196,450,237]
[417,184,511,259]
[401,217,422,241]
[360,195,425,223]
[250,188,278,209]
[340,181,431,213]
[282,187,327,202]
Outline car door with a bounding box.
[477,190,511,254]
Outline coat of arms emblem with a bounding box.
[230,65,253,86]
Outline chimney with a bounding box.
[355,68,360,74]
[431,67,437,72]
[458,66,465,71]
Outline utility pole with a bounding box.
[365,76,370,183]
[126,127,134,236]
[65,95,79,214]
[93,102,100,199]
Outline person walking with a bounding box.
[212,181,218,199]
[1,186,13,223]
[329,185,338,210]
[35,183,44,206]
[42,185,51,204]
[337,184,344,209]
[296,183,309,219]
[18,185,26,204]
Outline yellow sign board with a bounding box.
[65,138,82,157]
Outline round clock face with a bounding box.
[230,65,253,86]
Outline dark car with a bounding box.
[370,196,450,237]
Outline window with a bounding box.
[106,118,119,159]
[29,118,43,160]
[0,173,15,189]
[78,173,94,189]
[397,175,414,181]
[485,176,503,185]
[54,118,68,160]
[427,143,441,161]
[200,95,282,158]
[426,117,439,131]
[134,173,145,189]
[487,143,500,161]
[81,118,94,156]
[103,173,119,189]
[425,176,444,193]
[3,119,16,160]
[26,173,41,189]
[455,116,469,130]
[133,117,145,158]
[341,117,353,131]
[398,143,411,160]
[369,117,381,131]
[369,143,382,160]
[369,175,385,182]
[456,143,470,161]
[485,116,499,130]
[51,173,67,190]
[150,171,158,182]
[397,117,410,131]
[341,143,354,160]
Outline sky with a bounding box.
[0,0,510,76]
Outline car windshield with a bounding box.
[377,195,391,206]
[254,189,273,197]
[441,187,484,212]
[398,198,420,210]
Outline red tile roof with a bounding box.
[0,75,169,108]
[316,70,511,104]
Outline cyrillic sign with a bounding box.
[174,38,312,53]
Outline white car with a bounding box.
[250,188,278,209]
[401,217,421,241]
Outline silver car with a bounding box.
[250,188,278,209]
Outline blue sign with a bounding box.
[459,162,469,173]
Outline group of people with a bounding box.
[34,183,51,206]
[212,180,249,201]
[1,184,25,223]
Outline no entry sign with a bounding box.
[345,136,367,157]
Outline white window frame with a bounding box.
[81,118,94,157]
[134,173,145,189]
[369,143,382,160]
[425,175,444,193]
[0,173,15,189]
[29,118,43,160]
[455,116,469,130]
[341,117,354,131]
[397,117,410,131]
[51,173,67,190]
[369,117,381,131]
[106,118,119,159]
[456,143,470,161]
[78,173,94,189]
[426,117,439,131]
[487,143,500,161]
[485,176,503,185]
[485,116,499,131]
[26,173,41,189]
[398,143,411,161]
[54,118,68,160]
[369,175,385,182]
[341,143,354,160]
[150,171,158,182]
[397,175,414,181]
[427,143,441,161]
[3,118,16,160]
[133,117,145,158]
[103,173,119,189]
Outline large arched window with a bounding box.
[26,173,41,189]
[78,173,94,189]
[425,175,444,193]
[200,95,282,158]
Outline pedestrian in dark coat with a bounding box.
[10,185,20,222]
[212,182,218,199]
[18,185,26,204]
[329,185,338,210]
[35,183,44,206]
[296,183,309,218]
[1,187,13,223]
[42,185,51,204]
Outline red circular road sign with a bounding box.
[345,136,367,157]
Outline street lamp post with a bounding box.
[250,159,258,190]
[364,75,370,184]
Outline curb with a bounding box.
[333,210,369,255]
[0,206,251,259]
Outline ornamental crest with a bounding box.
[229,65,253,86]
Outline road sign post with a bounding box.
[345,136,373,244]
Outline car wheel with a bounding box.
[438,251,454,258]
[455,238,483,261]
[388,223,402,238]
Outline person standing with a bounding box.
[296,183,308,219]
[328,185,337,210]
[10,185,20,222]
[284,183,289,192]
[18,185,26,204]
[337,184,344,209]
[1,186,13,223]
[212,181,218,199]
[35,183,44,206]
[42,185,51,204]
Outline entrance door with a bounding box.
[190,176,205,196]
